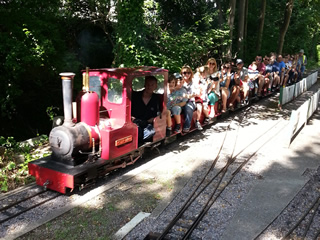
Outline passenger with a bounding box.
[263,55,273,94]
[287,58,299,85]
[235,59,249,104]
[131,76,159,143]
[297,49,307,80]
[254,55,266,97]
[166,73,187,136]
[180,65,200,132]
[282,55,291,87]
[276,55,286,86]
[271,54,281,89]
[287,54,293,66]
[228,61,241,110]
[219,63,232,113]
[207,58,220,118]
[293,53,300,81]
[194,66,210,124]
[207,58,219,76]
[248,61,259,96]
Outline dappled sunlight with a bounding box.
[80,194,107,210]
[116,199,133,210]
[259,233,281,240]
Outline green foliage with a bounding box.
[114,0,146,66]
[0,0,82,140]
[0,136,50,192]
[114,0,228,72]
[245,0,320,62]
[46,106,60,121]
[317,45,320,65]
[1,0,320,143]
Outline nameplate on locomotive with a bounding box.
[115,135,133,146]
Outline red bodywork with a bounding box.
[81,91,99,126]
[29,67,168,193]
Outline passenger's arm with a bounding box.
[175,101,186,107]
[225,74,231,89]
[147,117,155,123]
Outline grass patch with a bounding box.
[161,179,174,192]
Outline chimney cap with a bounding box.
[59,72,75,77]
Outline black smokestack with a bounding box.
[59,72,75,127]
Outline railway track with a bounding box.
[0,189,61,225]
[256,171,320,240]
[144,110,287,239]
[281,195,320,240]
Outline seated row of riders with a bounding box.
[166,50,307,136]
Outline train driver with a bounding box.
[131,76,159,143]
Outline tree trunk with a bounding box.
[216,0,224,28]
[244,0,249,58]
[278,0,294,54]
[256,0,266,52]
[237,0,246,59]
[226,0,236,60]
[216,0,224,60]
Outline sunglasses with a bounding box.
[209,62,215,65]
[182,72,191,75]
[256,58,262,61]
[264,58,270,61]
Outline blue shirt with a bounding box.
[167,88,187,110]
[278,61,285,71]
[265,64,273,73]
[272,61,280,73]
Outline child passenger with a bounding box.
[248,61,259,92]
[166,73,187,136]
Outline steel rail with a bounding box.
[182,121,286,239]
[155,109,250,240]
[0,192,60,225]
[281,195,320,240]
[301,196,320,239]
[155,116,234,240]
[153,114,284,240]
[0,189,46,213]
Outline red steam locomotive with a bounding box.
[29,66,208,194]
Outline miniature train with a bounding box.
[28,66,256,194]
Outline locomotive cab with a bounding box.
[87,67,167,160]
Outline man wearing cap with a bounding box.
[297,49,307,80]
[235,59,249,104]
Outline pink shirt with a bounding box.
[257,62,266,75]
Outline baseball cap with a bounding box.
[236,59,243,65]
